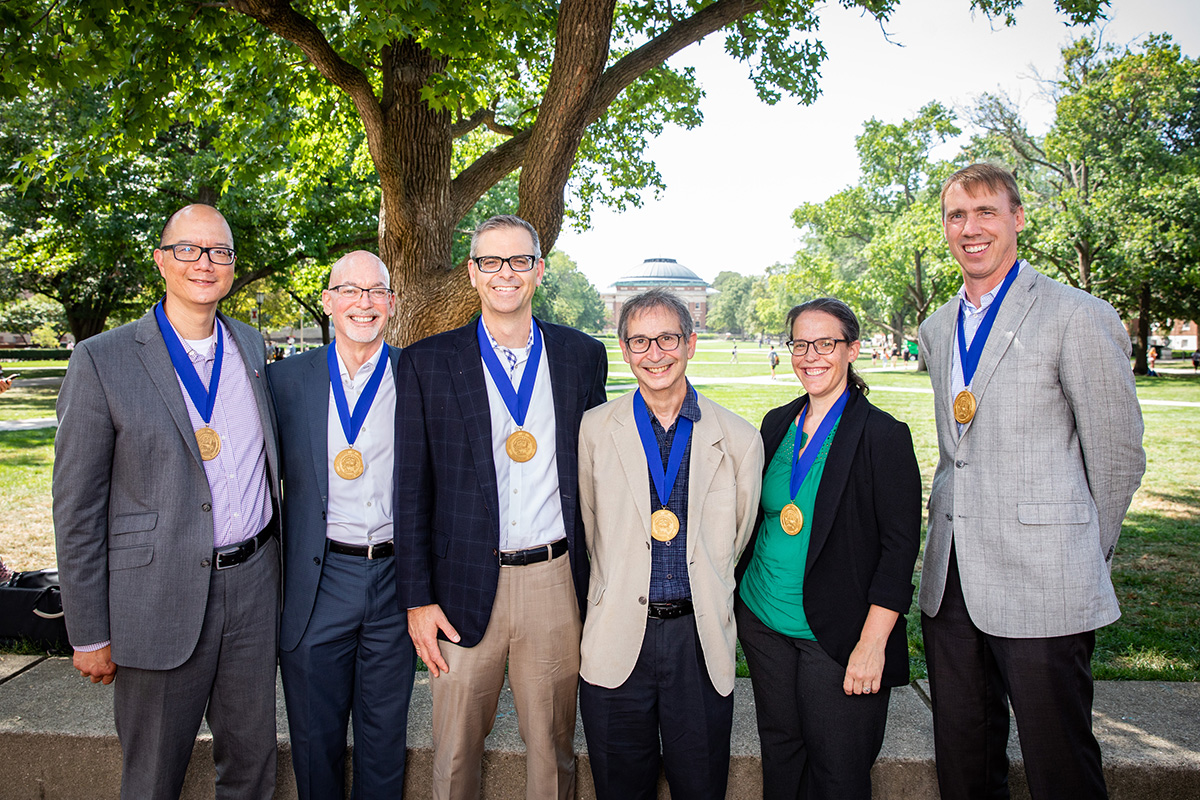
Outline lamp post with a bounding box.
[255,292,264,335]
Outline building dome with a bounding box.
[612,258,709,288]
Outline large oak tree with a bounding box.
[1,0,1106,343]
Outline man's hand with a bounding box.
[74,646,117,685]
[408,604,460,678]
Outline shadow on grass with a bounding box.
[0,430,56,467]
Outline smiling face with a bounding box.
[468,225,544,323]
[322,251,395,346]
[154,205,235,318]
[942,181,1025,299]
[790,310,860,403]
[620,304,697,404]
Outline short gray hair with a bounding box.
[618,288,694,342]
[469,215,542,259]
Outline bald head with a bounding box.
[160,204,233,248]
[328,250,388,289]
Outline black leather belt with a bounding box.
[499,538,568,567]
[213,525,275,571]
[328,540,394,559]
[648,598,694,620]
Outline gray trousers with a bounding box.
[114,537,280,800]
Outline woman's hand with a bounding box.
[843,604,899,695]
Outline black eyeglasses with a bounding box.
[472,255,538,273]
[786,337,849,356]
[624,333,683,354]
[159,244,236,265]
[327,285,393,301]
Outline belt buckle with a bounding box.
[367,542,377,560]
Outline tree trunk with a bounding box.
[1134,280,1151,374]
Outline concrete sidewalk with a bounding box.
[1,655,1197,799]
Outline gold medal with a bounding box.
[506,429,537,462]
[780,503,804,535]
[650,508,680,542]
[953,389,977,424]
[334,447,364,480]
[195,427,221,461]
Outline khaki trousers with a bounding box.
[431,552,582,800]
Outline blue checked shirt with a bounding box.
[647,386,700,602]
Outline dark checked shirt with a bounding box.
[647,385,700,603]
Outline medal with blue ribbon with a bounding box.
[477,319,542,462]
[780,387,849,535]
[328,342,389,480]
[955,260,1021,424]
[154,301,224,461]
[633,387,695,542]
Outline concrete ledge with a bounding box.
[1,658,1197,799]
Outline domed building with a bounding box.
[601,257,713,332]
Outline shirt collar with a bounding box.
[650,382,702,431]
[334,339,386,384]
[956,259,1027,313]
[481,319,535,361]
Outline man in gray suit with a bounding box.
[918,163,1145,799]
[53,204,281,799]
[269,251,415,798]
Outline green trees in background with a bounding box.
[0,0,1105,344]
[969,34,1200,372]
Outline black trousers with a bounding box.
[579,613,733,800]
[735,597,890,800]
[922,545,1107,800]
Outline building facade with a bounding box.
[601,258,713,332]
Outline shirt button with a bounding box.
[664,540,672,547]
[511,520,517,526]
[513,489,518,494]
[366,501,372,507]
[666,573,673,580]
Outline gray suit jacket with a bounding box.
[578,390,763,696]
[53,308,280,670]
[917,266,1145,638]
[267,343,400,652]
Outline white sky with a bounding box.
[556,0,1200,291]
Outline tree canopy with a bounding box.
[0,0,1108,344]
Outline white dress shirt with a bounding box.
[480,321,567,552]
[326,342,395,546]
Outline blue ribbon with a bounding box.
[790,387,849,501]
[327,342,389,448]
[154,300,223,425]
[476,319,542,428]
[957,261,1021,388]
[632,386,695,510]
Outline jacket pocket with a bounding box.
[110,512,158,535]
[432,528,450,558]
[1016,501,1090,525]
[108,545,154,571]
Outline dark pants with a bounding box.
[114,537,279,800]
[579,613,734,800]
[280,549,416,800]
[922,546,1107,800]
[735,598,890,800]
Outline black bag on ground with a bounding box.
[0,568,70,649]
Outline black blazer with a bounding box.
[394,318,608,647]
[267,343,402,652]
[735,387,921,687]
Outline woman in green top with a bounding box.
[735,298,921,800]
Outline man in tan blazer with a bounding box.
[578,288,763,800]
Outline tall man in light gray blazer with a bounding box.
[53,204,282,799]
[918,164,1145,800]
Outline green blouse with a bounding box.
[740,416,839,639]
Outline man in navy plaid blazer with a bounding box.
[395,215,607,800]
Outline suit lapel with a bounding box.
[807,389,867,573]
[611,394,653,542]
[134,310,206,469]
[929,303,960,444]
[686,394,725,563]
[960,267,1038,435]
[306,346,331,503]
[448,322,501,524]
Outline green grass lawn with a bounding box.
[3,353,1197,681]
